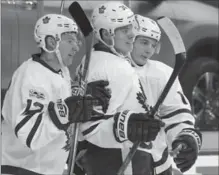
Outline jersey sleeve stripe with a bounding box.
[82,123,99,136]
[164,120,193,133]
[26,113,43,148]
[153,147,168,167]
[161,108,192,119]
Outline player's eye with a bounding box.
[122,29,128,34]
[141,40,149,45]
[68,39,77,45]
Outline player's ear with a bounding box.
[100,29,113,46]
[45,36,57,51]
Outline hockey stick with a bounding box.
[60,0,65,14]
[117,16,187,175]
[67,2,94,175]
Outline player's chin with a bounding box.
[65,57,74,66]
[139,58,147,66]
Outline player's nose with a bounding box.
[143,47,152,55]
[72,41,80,52]
[126,28,135,41]
[145,45,154,53]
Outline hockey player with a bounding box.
[129,14,202,174]
[1,14,110,175]
[73,2,165,175]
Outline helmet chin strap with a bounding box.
[55,49,65,69]
[53,40,65,69]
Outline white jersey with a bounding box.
[2,54,72,175]
[132,59,195,173]
[75,47,157,174]
[77,50,146,143]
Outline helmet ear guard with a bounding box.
[43,35,59,53]
[155,42,161,54]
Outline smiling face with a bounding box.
[58,32,80,67]
[113,24,135,56]
[131,35,159,66]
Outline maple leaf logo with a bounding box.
[99,5,106,14]
[63,133,70,151]
[42,16,50,24]
[136,80,150,112]
[62,125,73,151]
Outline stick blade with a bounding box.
[68,1,93,37]
[157,16,186,54]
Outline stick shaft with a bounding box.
[60,0,65,14]
[67,2,94,174]
[68,123,79,175]
[117,142,140,175]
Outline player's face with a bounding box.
[59,32,80,66]
[114,24,135,56]
[131,36,158,66]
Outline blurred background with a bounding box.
[1,0,219,174]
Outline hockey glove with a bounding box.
[172,128,202,173]
[86,80,111,113]
[113,110,165,143]
[72,80,111,113]
[48,95,94,130]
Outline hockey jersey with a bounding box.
[2,54,72,175]
[131,59,195,174]
[74,44,168,175]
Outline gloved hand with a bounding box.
[48,95,94,130]
[172,128,202,173]
[86,80,111,113]
[71,80,111,113]
[113,110,165,143]
[48,80,111,130]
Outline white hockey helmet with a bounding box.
[91,2,135,44]
[34,14,78,68]
[34,14,78,53]
[135,14,161,42]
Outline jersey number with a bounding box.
[15,99,44,137]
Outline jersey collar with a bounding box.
[32,54,62,74]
